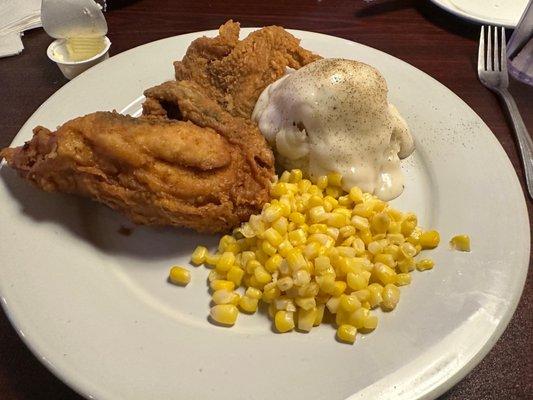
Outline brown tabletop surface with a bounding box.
[0,0,531,399]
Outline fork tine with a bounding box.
[500,27,507,74]
[487,26,493,70]
[492,26,496,71]
[478,25,485,71]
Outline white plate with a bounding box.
[430,0,528,28]
[0,28,529,400]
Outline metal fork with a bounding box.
[478,25,533,199]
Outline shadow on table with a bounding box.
[0,166,219,262]
[356,0,479,41]
[0,309,85,400]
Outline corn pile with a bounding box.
[187,170,441,344]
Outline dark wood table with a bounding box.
[0,0,531,399]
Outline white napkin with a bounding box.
[0,0,41,57]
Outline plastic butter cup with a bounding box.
[47,36,111,80]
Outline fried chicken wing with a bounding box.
[1,108,274,233]
[174,20,321,118]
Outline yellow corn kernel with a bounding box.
[381,283,400,310]
[208,270,225,283]
[359,229,373,246]
[328,212,348,228]
[261,240,277,256]
[368,283,384,308]
[371,212,391,234]
[279,170,291,183]
[406,227,422,245]
[288,229,307,246]
[450,235,471,252]
[245,287,263,300]
[363,314,378,330]
[303,242,320,260]
[254,266,272,284]
[298,282,319,298]
[339,225,356,239]
[218,235,236,252]
[399,242,417,258]
[245,259,261,274]
[374,253,396,268]
[352,237,366,255]
[286,249,307,271]
[367,240,383,255]
[169,266,191,286]
[314,255,331,271]
[326,296,341,314]
[274,310,295,333]
[263,204,283,223]
[239,295,259,313]
[317,275,336,293]
[323,195,339,211]
[347,186,362,204]
[275,296,296,312]
[210,304,238,325]
[353,203,374,218]
[212,289,240,305]
[395,273,412,286]
[313,304,325,326]
[216,252,235,272]
[297,180,312,194]
[347,307,369,329]
[308,223,328,234]
[417,258,435,271]
[255,249,269,265]
[271,182,289,197]
[264,227,283,247]
[347,272,370,291]
[298,307,317,332]
[330,280,347,297]
[337,324,357,344]
[307,195,323,208]
[295,297,316,311]
[262,286,281,303]
[340,294,361,312]
[289,211,306,225]
[210,279,235,292]
[353,289,370,302]
[272,216,289,235]
[309,206,328,222]
[191,245,208,265]
[325,172,342,187]
[351,215,370,231]
[420,230,440,249]
[293,269,311,286]
[265,254,283,273]
[316,175,328,189]
[397,257,415,273]
[387,208,403,221]
[401,213,418,236]
[278,239,294,257]
[226,266,244,287]
[373,262,397,285]
[290,169,303,183]
[205,252,220,267]
[276,276,294,292]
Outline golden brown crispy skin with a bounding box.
[0,109,274,233]
[174,20,321,118]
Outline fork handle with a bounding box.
[497,89,533,199]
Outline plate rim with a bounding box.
[0,27,530,400]
[429,0,519,28]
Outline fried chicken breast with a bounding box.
[174,20,321,118]
[1,101,274,233]
[0,20,323,233]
